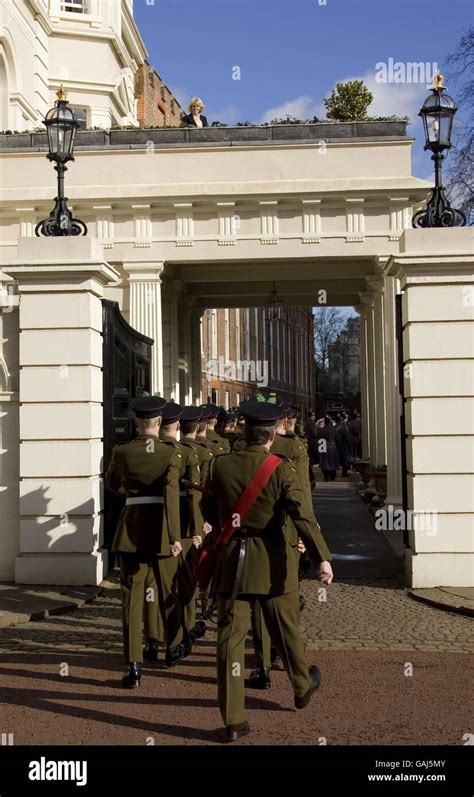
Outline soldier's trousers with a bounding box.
[143,566,164,643]
[119,553,182,662]
[179,539,198,631]
[217,591,311,726]
[250,601,271,668]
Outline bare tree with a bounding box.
[444,27,474,219]
[314,307,346,391]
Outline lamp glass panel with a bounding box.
[439,112,453,148]
[425,112,440,146]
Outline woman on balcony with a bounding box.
[181,97,208,127]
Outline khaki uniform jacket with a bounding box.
[194,436,215,485]
[160,436,204,538]
[105,434,181,556]
[203,445,331,595]
[206,429,231,455]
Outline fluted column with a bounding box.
[125,263,164,396]
[178,295,194,405]
[357,305,370,459]
[367,276,387,466]
[191,308,204,405]
[161,279,181,401]
[360,292,377,466]
[382,270,403,505]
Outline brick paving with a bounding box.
[0,475,472,746]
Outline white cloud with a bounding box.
[261,70,429,128]
[259,96,319,124]
[357,70,428,125]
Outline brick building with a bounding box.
[134,62,183,127]
[201,307,317,416]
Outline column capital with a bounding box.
[124,262,165,283]
[366,275,385,293]
[359,291,375,308]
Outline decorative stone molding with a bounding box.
[259,200,279,244]
[16,207,36,239]
[132,204,152,248]
[389,196,411,241]
[301,199,321,243]
[346,198,365,242]
[175,202,194,245]
[217,201,237,245]
[94,205,114,249]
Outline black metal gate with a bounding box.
[102,300,153,551]
[395,293,409,547]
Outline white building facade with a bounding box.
[0,1,472,592]
[0,0,144,132]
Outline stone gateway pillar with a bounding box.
[388,228,474,588]
[5,238,120,585]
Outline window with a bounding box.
[225,390,230,409]
[71,107,87,128]
[61,0,87,12]
[211,388,218,404]
[236,392,241,404]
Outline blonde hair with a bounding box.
[189,97,204,112]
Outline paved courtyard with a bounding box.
[0,477,472,745]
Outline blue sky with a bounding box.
[133,0,472,181]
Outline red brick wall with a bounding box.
[135,63,183,127]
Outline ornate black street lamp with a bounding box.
[412,70,466,228]
[35,86,87,236]
[265,281,284,321]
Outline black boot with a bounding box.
[299,593,306,612]
[143,638,160,661]
[164,634,192,668]
[122,662,141,688]
[248,666,271,689]
[191,620,206,639]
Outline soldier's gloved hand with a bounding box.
[202,521,212,535]
[170,541,182,557]
[192,535,202,548]
[317,560,333,584]
[297,538,306,553]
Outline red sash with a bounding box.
[194,454,282,589]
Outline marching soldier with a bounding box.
[200,399,333,741]
[241,401,322,687]
[194,408,215,484]
[160,402,207,642]
[105,397,191,688]
[202,403,231,455]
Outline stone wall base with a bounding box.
[405,550,473,589]
[15,550,108,586]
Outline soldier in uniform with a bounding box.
[202,399,333,741]
[160,402,207,642]
[247,400,319,687]
[202,403,231,455]
[194,408,215,485]
[105,397,191,688]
